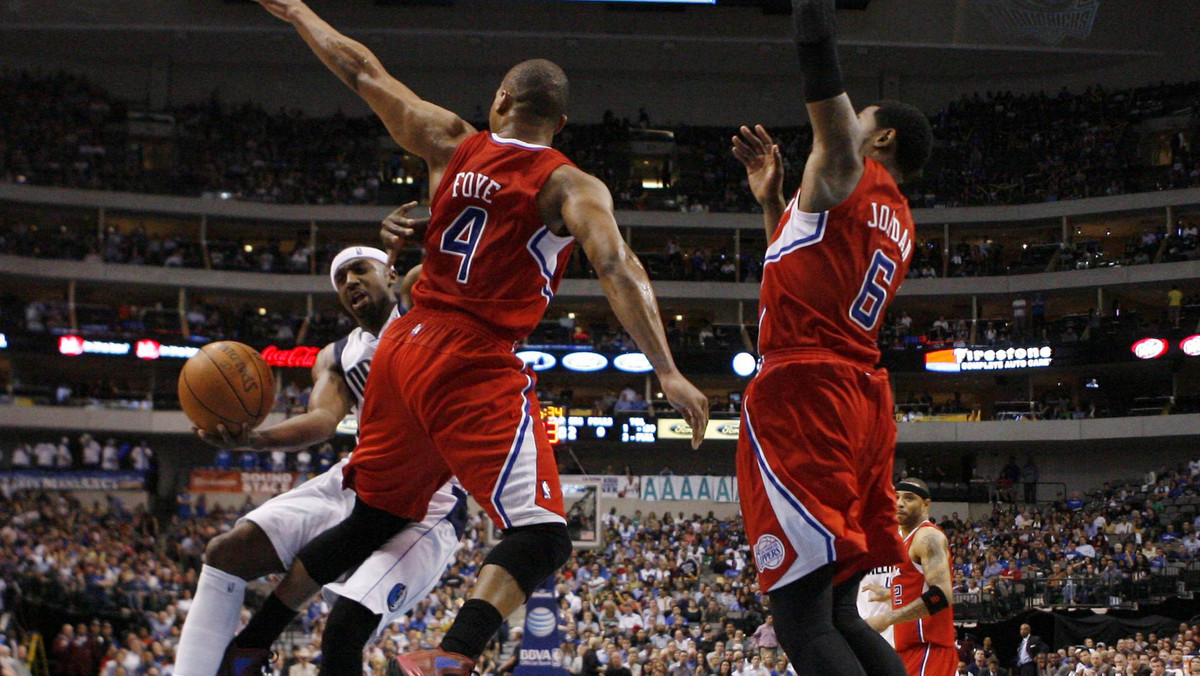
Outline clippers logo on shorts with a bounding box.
[754,534,786,571]
[387,583,408,612]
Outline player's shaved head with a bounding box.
[501,59,569,123]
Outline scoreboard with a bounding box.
[539,405,657,444]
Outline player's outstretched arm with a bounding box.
[791,0,865,215]
[546,166,709,449]
[866,529,953,632]
[731,125,786,239]
[194,344,353,451]
[256,0,474,174]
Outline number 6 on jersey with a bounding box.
[849,249,897,331]
[440,206,489,284]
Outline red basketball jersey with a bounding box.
[892,521,955,652]
[758,158,915,364]
[413,131,576,341]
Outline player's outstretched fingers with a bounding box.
[753,124,776,147]
[690,408,709,450]
[740,125,768,155]
[380,201,427,267]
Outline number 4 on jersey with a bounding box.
[440,206,488,284]
[849,250,897,331]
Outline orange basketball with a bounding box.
[178,341,276,435]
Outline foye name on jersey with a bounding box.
[451,170,503,204]
[867,201,912,262]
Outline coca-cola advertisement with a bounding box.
[261,345,321,368]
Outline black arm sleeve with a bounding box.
[793,0,845,103]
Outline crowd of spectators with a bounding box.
[2,71,1197,212]
[965,623,1200,675]
[0,434,154,473]
[940,459,1200,623]
[9,450,1200,676]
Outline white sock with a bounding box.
[174,565,248,676]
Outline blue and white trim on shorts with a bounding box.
[492,373,566,530]
[743,402,836,590]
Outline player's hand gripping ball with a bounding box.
[178,341,275,436]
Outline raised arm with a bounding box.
[791,0,865,214]
[867,528,953,632]
[256,0,474,180]
[543,166,709,449]
[731,125,787,239]
[195,344,353,452]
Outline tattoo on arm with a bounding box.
[920,532,952,591]
[886,532,952,627]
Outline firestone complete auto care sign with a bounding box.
[925,346,1053,373]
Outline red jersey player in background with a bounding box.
[863,479,956,676]
[251,2,709,675]
[730,0,932,675]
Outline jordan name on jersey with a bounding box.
[867,201,913,262]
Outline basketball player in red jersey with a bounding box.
[729,0,932,675]
[863,479,956,676]
[252,2,709,675]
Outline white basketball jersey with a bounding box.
[858,564,898,647]
[333,305,401,425]
[331,305,468,532]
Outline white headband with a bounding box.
[329,246,390,291]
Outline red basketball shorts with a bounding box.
[344,306,565,530]
[900,644,958,676]
[736,349,904,592]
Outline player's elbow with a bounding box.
[304,408,344,440]
[591,250,638,283]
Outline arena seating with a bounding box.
[6,449,1200,676]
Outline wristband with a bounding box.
[921,585,950,614]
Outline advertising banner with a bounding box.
[0,470,145,492]
[189,470,303,494]
[655,418,741,441]
[639,475,739,503]
[513,578,570,676]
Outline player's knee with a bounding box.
[483,522,572,597]
[204,523,280,580]
[769,567,838,644]
[204,530,247,577]
[297,499,411,587]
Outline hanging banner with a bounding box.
[189,470,302,494]
[0,470,145,492]
[513,577,570,676]
[639,475,739,503]
[656,418,741,441]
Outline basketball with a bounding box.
[177,341,276,435]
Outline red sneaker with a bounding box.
[392,649,476,676]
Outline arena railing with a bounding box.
[953,573,1187,622]
[1,405,1197,445]
[3,182,1200,300]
